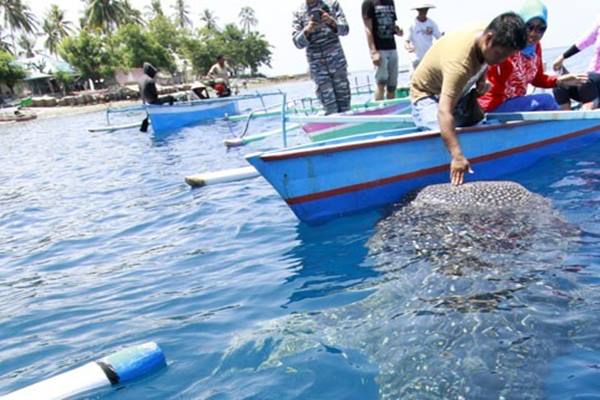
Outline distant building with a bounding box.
[14,54,77,96]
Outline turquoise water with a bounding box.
[2,62,600,399]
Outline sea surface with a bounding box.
[2,50,600,399]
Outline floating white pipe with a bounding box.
[2,342,166,400]
[185,166,260,188]
[88,121,143,132]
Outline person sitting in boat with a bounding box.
[552,15,600,110]
[140,62,176,106]
[410,12,528,186]
[478,0,588,113]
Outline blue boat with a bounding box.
[246,110,600,225]
[146,98,238,134]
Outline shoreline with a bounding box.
[3,76,313,123]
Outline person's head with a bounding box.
[216,55,225,67]
[412,2,435,21]
[143,62,157,78]
[479,12,528,65]
[519,0,548,46]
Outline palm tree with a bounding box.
[42,5,72,55]
[121,0,144,26]
[172,0,191,30]
[0,26,11,53]
[239,6,257,33]
[83,0,126,34]
[16,32,34,57]
[145,0,163,20]
[0,0,38,53]
[199,9,217,31]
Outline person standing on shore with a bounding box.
[292,0,351,115]
[404,2,441,71]
[362,0,403,100]
[410,12,527,185]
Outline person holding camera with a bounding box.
[292,0,351,115]
[362,0,403,100]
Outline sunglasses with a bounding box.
[527,23,547,34]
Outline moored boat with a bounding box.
[0,111,37,122]
[146,98,238,134]
[302,97,412,141]
[246,110,600,224]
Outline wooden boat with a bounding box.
[146,97,238,134]
[302,97,412,142]
[0,112,37,122]
[246,110,600,225]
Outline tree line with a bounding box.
[0,0,273,93]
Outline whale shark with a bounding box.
[217,182,593,399]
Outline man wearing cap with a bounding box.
[405,2,442,70]
[362,0,403,100]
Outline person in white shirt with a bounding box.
[404,2,442,70]
[207,55,231,86]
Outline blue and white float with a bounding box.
[2,342,166,400]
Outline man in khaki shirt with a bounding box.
[410,12,527,185]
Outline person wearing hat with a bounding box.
[361,0,403,100]
[410,12,528,186]
[404,2,441,70]
[140,62,175,106]
[139,62,176,132]
[478,0,587,113]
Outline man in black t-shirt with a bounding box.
[362,0,403,100]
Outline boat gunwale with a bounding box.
[259,120,538,161]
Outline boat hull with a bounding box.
[147,100,238,134]
[247,119,600,224]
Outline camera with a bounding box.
[311,9,323,22]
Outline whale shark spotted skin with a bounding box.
[217,182,594,399]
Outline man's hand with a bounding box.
[450,155,471,186]
[395,25,403,36]
[371,51,382,66]
[322,12,337,30]
[557,73,588,88]
[305,19,318,34]
[404,41,415,53]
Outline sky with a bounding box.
[29,0,600,76]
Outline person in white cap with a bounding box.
[404,2,442,70]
